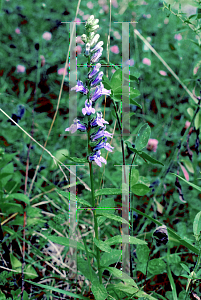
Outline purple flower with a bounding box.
[82,100,95,116]
[88,150,107,167]
[88,63,101,79]
[91,125,113,141]
[65,118,87,133]
[90,112,109,127]
[93,138,114,152]
[91,71,104,87]
[90,82,111,102]
[90,48,103,63]
[71,80,88,94]
[91,41,104,53]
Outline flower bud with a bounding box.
[81,34,87,43]
[85,43,90,56]
[87,25,99,32]
[90,34,100,47]
[87,15,94,25]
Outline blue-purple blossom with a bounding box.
[91,41,104,53]
[90,112,109,127]
[88,150,107,167]
[90,82,111,102]
[71,80,88,94]
[88,63,101,79]
[91,125,113,141]
[90,48,103,63]
[91,71,104,86]
[65,118,87,133]
[93,138,114,152]
[82,100,95,116]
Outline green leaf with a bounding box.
[180,159,194,173]
[100,250,122,267]
[50,149,69,170]
[104,267,138,287]
[131,168,139,185]
[110,69,122,90]
[95,188,121,197]
[180,263,190,274]
[62,155,88,164]
[56,189,91,207]
[148,259,166,275]
[25,280,90,299]
[96,212,129,225]
[102,75,112,90]
[135,123,151,151]
[194,111,201,129]
[10,253,22,272]
[97,198,115,214]
[131,183,150,196]
[105,235,147,246]
[7,193,30,205]
[138,151,164,166]
[91,282,108,300]
[94,238,112,253]
[187,107,193,118]
[110,282,138,295]
[136,244,150,263]
[44,235,85,250]
[193,211,201,239]
[171,173,201,192]
[125,141,140,155]
[24,264,38,279]
[123,66,141,83]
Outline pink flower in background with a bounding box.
[76,36,84,44]
[42,32,52,41]
[17,65,26,73]
[75,45,82,55]
[78,9,84,16]
[112,0,118,8]
[103,5,109,13]
[110,45,119,54]
[83,14,90,21]
[58,68,68,76]
[125,59,134,66]
[15,28,21,34]
[143,14,151,18]
[113,31,121,40]
[159,70,167,76]
[164,18,169,24]
[174,33,182,41]
[98,0,106,6]
[147,139,158,152]
[142,58,151,66]
[40,55,45,67]
[74,18,81,24]
[185,121,191,129]
[111,69,116,74]
[87,1,94,9]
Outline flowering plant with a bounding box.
[65,15,113,167]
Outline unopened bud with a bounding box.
[81,34,87,43]
[85,43,90,56]
[90,34,100,47]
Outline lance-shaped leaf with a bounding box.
[135,123,151,151]
[138,151,164,166]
